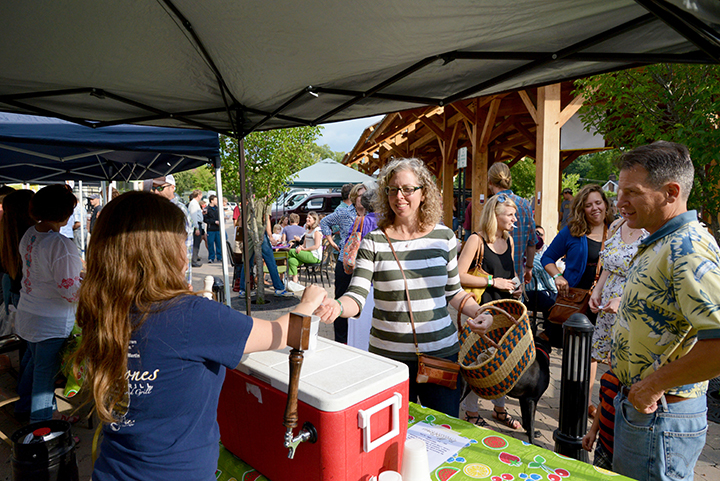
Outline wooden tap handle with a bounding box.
[287,312,311,351]
[283,348,304,430]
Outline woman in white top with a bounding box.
[287,211,323,284]
[15,184,83,423]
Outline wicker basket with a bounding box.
[457,299,535,399]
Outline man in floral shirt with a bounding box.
[612,141,720,481]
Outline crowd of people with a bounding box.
[0,141,715,481]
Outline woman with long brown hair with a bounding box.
[72,191,326,481]
[541,184,614,418]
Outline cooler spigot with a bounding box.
[284,421,318,459]
[282,313,319,459]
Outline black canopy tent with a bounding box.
[0,0,717,312]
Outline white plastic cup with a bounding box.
[378,470,403,481]
[202,276,214,299]
[400,438,432,481]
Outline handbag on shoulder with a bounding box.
[462,234,489,300]
[382,230,459,389]
[547,226,607,324]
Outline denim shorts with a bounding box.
[612,392,707,481]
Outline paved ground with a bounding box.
[0,243,718,479]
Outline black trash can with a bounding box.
[11,420,79,481]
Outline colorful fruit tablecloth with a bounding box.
[407,403,631,481]
[215,402,632,481]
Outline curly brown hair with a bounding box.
[567,184,614,237]
[72,191,193,423]
[375,158,441,231]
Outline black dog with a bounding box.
[505,336,552,444]
[462,336,552,444]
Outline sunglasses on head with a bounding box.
[497,194,508,203]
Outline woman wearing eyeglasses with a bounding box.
[315,158,493,417]
[456,193,523,429]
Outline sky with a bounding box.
[316,115,384,154]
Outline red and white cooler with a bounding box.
[217,338,410,481]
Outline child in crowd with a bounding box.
[582,369,620,469]
[271,224,283,245]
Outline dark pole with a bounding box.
[553,313,593,461]
[235,114,252,315]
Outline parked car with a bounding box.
[270,192,342,226]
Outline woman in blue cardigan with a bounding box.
[541,184,613,418]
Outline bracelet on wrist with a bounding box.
[488,274,494,287]
[552,273,562,280]
[335,299,344,316]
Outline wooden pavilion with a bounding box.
[343,82,606,239]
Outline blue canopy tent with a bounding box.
[0,113,219,184]
[0,113,231,303]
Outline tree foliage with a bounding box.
[308,143,345,163]
[220,126,322,302]
[509,157,536,200]
[564,150,620,186]
[173,167,216,196]
[575,64,720,239]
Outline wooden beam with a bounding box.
[415,113,446,140]
[512,120,537,146]
[489,116,514,143]
[536,84,562,240]
[479,98,501,151]
[519,90,538,124]
[442,122,461,227]
[450,100,475,124]
[557,94,585,128]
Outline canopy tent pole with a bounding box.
[78,180,86,260]
[237,131,252,316]
[213,156,231,307]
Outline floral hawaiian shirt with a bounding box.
[611,211,720,398]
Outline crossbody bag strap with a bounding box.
[590,224,608,290]
[382,229,420,354]
[473,233,485,270]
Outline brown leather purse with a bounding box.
[382,230,460,389]
[547,226,607,324]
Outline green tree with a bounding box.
[575,64,720,240]
[174,167,215,196]
[564,150,619,186]
[308,143,345,163]
[220,126,322,302]
[509,157,536,199]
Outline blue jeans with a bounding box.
[403,353,461,418]
[207,230,222,261]
[613,392,707,481]
[239,234,284,291]
[16,337,67,422]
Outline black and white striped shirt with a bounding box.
[345,224,462,361]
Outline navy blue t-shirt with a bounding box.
[93,295,252,481]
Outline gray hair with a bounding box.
[619,141,694,200]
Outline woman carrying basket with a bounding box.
[315,158,493,417]
[457,194,522,429]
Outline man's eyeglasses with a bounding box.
[152,184,171,192]
[536,231,544,237]
[385,185,423,197]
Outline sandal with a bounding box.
[492,408,522,430]
[464,413,489,428]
